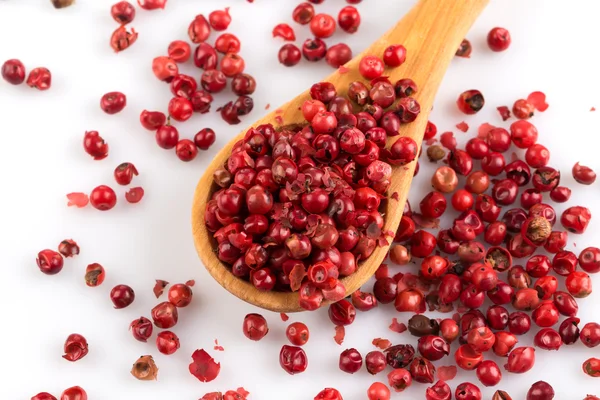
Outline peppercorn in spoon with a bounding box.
[192,0,489,312]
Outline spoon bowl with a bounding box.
[192,0,489,312]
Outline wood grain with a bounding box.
[192,0,489,312]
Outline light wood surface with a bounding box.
[192,0,489,312]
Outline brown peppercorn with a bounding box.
[427,145,446,162]
[51,0,75,8]
[131,355,159,381]
[407,314,440,337]
[389,244,411,265]
[492,390,513,400]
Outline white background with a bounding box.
[1,0,600,399]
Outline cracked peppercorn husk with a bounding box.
[131,355,159,381]
[51,0,75,8]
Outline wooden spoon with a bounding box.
[192,0,489,312]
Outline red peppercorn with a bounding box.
[532,301,559,327]
[311,13,337,38]
[114,162,138,185]
[383,44,407,67]
[512,99,534,119]
[168,283,193,307]
[456,38,473,58]
[526,381,555,400]
[110,26,138,53]
[110,284,135,309]
[111,2,136,24]
[293,2,315,25]
[279,44,302,67]
[215,33,241,54]
[84,263,105,287]
[387,368,412,392]
[89,185,117,211]
[525,143,550,168]
[188,14,211,43]
[83,131,109,160]
[156,125,179,149]
[60,387,87,400]
[504,346,535,373]
[534,328,562,351]
[140,110,167,131]
[36,249,64,275]
[130,317,153,342]
[62,333,88,362]
[167,40,191,63]
[580,322,600,348]
[176,139,198,162]
[368,382,391,400]
[561,206,592,234]
[454,344,483,370]
[359,56,385,80]
[573,162,597,185]
[209,8,231,31]
[1,59,26,85]
[487,27,511,51]
[152,56,178,82]
[476,360,502,387]
[280,345,308,375]
[364,350,386,375]
[169,97,194,122]
[510,120,538,148]
[58,239,79,258]
[286,322,309,346]
[151,301,178,329]
[493,331,518,357]
[452,189,474,212]
[578,246,600,273]
[314,388,343,400]
[583,358,600,378]
[242,313,269,341]
[32,393,57,400]
[328,299,356,326]
[156,331,180,355]
[220,53,245,77]
[465,171,489,194]
[137,0,166,10]
[457,90,484,114]
[338,6,360,33]
[326,43,353,68]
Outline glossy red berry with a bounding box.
[286,322,309,346]
[209,8,231,31]
[83,131,109,160]
[359,56,385,80]
[130,317,153,342]
[457,90,484,114]
[1,59,26,84]
[338,6,360,33]
[156,125,179,149]
[110,284,135,309]
[311,13,337,38]
[114,162,138,185]
[176,139,198,162]
[89,185,117,211]
[100,91,127,114]
[168,283,193,307]
[36,249,64,275]
[60,386,87,400]
[280,345,308,375]
[156,331,180,355]
[383,45,407,67]
[279,44,302,67]
[487,27,511,51]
